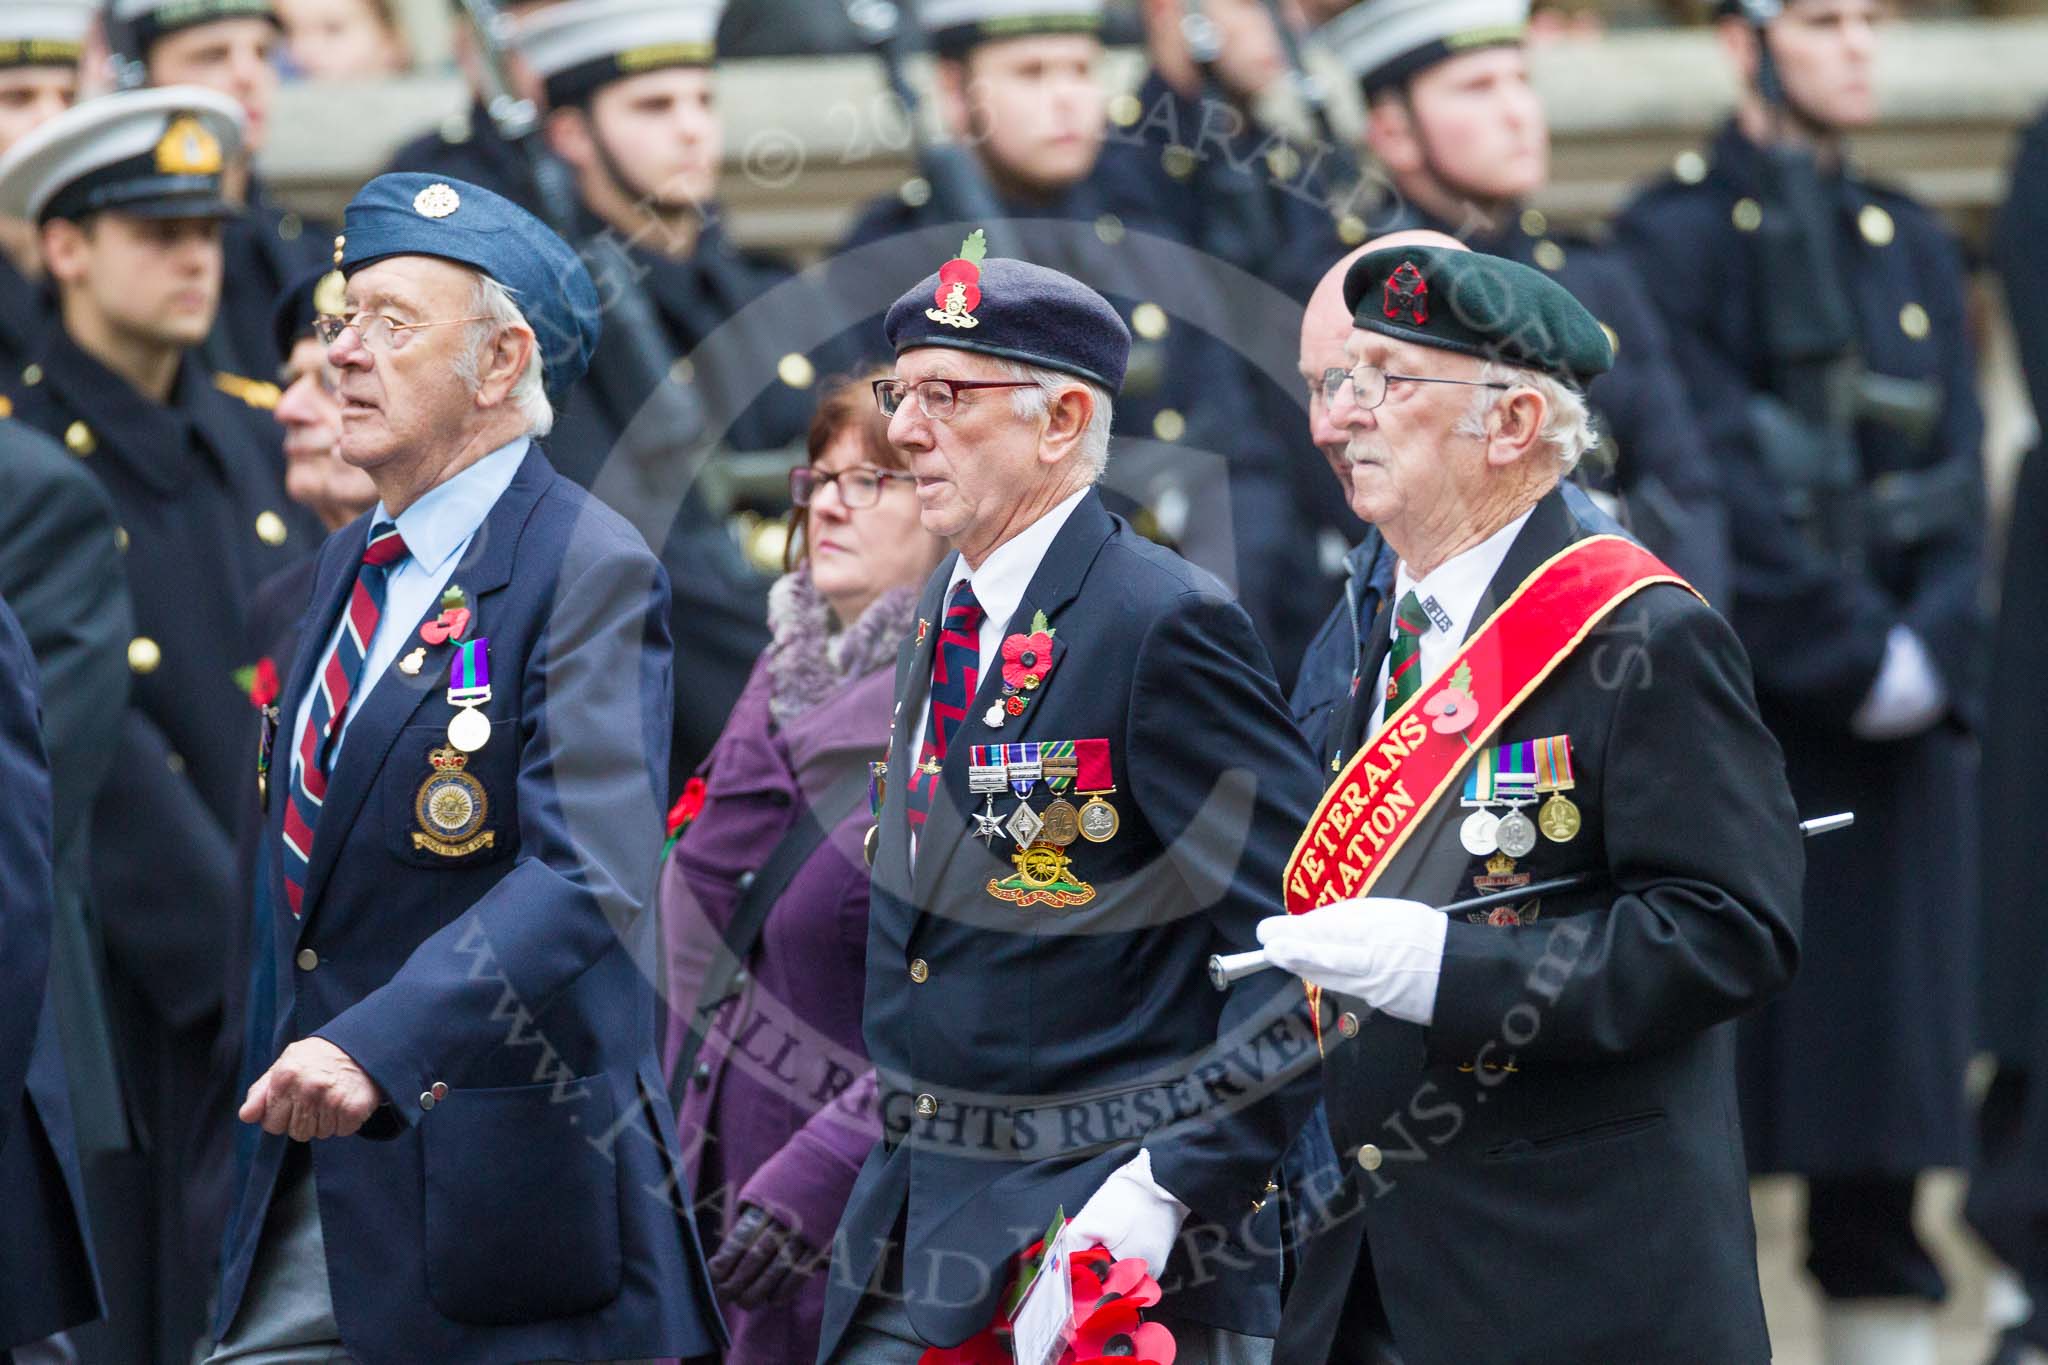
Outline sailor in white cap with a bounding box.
[0,0,95,374]
[0,86,315,1365]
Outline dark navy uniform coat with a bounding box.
[214,446,724,1365]
[212,180,332,376]
[1616,120,1985,1176]
[1281,487,1801,1365]
[384,102,544,217]
[0,253,53,379]
[817,490,1326,1358]
[0,593,104,1353]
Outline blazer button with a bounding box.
[419,1091,437,1111]
[693,1061,712,1088]
[295,949,319,971]
[1356,1144,1383,1172]
[1337,1011,1360,1038]
[430,1082,448,1101]
[908,958,929,984]
[914,1093,938,1118]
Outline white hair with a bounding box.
[1451,361,1596,474]
[997,360,1115,482]
[453,274,554,438]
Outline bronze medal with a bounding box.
[1039,798,1080,847]
[1539,792,1582,843]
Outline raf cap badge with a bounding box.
[413,182,461,219]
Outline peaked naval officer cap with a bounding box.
[1343,243,1613,387]
[0,0,98,69]
[1316,0,1529,98]
[920,0,1105,58]
[337,173,603,403]
[108,0,279,57]
[885,230,1131,393]
[0,85,244,225]
[515,0,726,109]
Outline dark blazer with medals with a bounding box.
[212,446,723,1364]
[1281,487,1803,1365]
[817,490,1327,1359]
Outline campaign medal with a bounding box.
[1007,801,1044,847]
[1459,745,1511,855]
[446,637,492,752]
[1039,800,1080,846]
[973,797,1006,846]
[1533,734,1581,843]
[968,746,1010,845]
[1036,740,1081,845]
[1486,739,1540,858]
[412,746,494,856]
[1073,737,1120,843]
[1460,810,1500,857]
[1495,808,1538,858]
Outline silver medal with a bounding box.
[1495,807,1537,858]
[448,705,490,753]
[1460,809,1501,857]
[1006,800,1043,847]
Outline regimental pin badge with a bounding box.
[927,230,987,330]
[412,746,494,857]
[986,841,1096,910]
[398,646,427,676]
[1468,901,1541,928]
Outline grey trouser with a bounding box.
[203,1150,350,1365]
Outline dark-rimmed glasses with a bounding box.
[790,464,919,509]
[314,312,493,351]
[872,377,1037,420]
[1320,364,1511,410]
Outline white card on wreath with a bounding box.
[1011,1216,1077,1365]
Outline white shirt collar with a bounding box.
[1391,506,1534,644]
[378,437,530,575]
[946,486,1090,630]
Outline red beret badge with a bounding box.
[927,229,988,330]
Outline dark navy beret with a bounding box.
[1342,244,1613,387]
[337,173,602,403]
[884,231,1131,394]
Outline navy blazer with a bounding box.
[212,447,723,1364]
[0,595,103,1350]
[817,491,1327,1358]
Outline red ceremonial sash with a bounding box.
[1285,534,1691,917]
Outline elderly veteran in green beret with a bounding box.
[1257,243,1804,1365]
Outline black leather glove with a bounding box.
[707,1203,819,1309]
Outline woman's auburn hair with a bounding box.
[786,362,904,571]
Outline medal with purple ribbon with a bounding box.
[447,637,492,753]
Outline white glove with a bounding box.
[1066,1149,1189,1276]
[1850,626,1947,741]
[1255,897,1447,1027]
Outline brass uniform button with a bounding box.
[914,1093,939,1119]
[0,394,11,419]
[777,352,815,390]
[114,526,130,553]
[1859,204,1896,247]
[127,636,161,674]
[1899,303,1931,341]
[1265,144,1301,183]
[669,357,694,386]
[1337,215,1367,246]
[1152,409,1186,443]
[899,177,932,208]
[279,212,303,242]
[65,421,95,456]
[165,752,185,774]
[1337,1011,1360,1038]
[1673,150,1708,184]
[1533,240,1567,273]
[1093,213,1125,246]
[255,510,289,546]
[908,958,930,984]
[1732,198,1763,233]
[1131,302,1169,342]
[296,948,319,971]
[1520,208,1549,238]
[1108,92,1142,127]
[419,1090,437,1111]
[22,363,42,386]
[1161,145,1197,181]
[1356,1144,1383,1172]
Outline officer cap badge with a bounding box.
[1385,260,1428,326]
[927,229,987,330]
[154,114,223,176]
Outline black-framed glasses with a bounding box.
[790,464,918,509]
[1320,364,1511,410]
[314,312,492,351]
[872,377,1038,420]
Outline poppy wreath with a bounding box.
[918,1240,1177,1365]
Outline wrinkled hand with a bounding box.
[239,1037,383,1141]
[708,1204,818,1309]
[1067,1150,1188,1277]
[1256,897,1447,1027]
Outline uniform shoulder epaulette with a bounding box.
[214,371,282,411]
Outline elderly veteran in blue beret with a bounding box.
[816,235,1326,1364]
[206,173,723,1365]
[1259,242,1803,1365]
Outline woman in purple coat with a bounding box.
[660,369,944,1362]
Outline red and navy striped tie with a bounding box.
[905,580,985,830]
[280,523,411,918]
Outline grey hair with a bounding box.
[997,360,1114,482]
[1451,361,1596,474]
[453,274,554,438]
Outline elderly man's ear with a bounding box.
[1482,388,1551,469]
[1037,385,1094,468]
[473,327,536,410]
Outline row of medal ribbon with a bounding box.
[967,738,1120,849]
[1459,734,1582,858]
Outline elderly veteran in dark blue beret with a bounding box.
[1259,242,1803,1365]
[208,173,723,1365]
[816,233,1326,1364]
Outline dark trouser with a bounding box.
[1805,1175,1947,1303]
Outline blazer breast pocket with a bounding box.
[387,723,516,869]
[420,1075,623,1325]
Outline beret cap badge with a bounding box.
[154,115,223,176]
[412,182,461,219]
[1385,260,1429,326]
[925,229,987,330]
